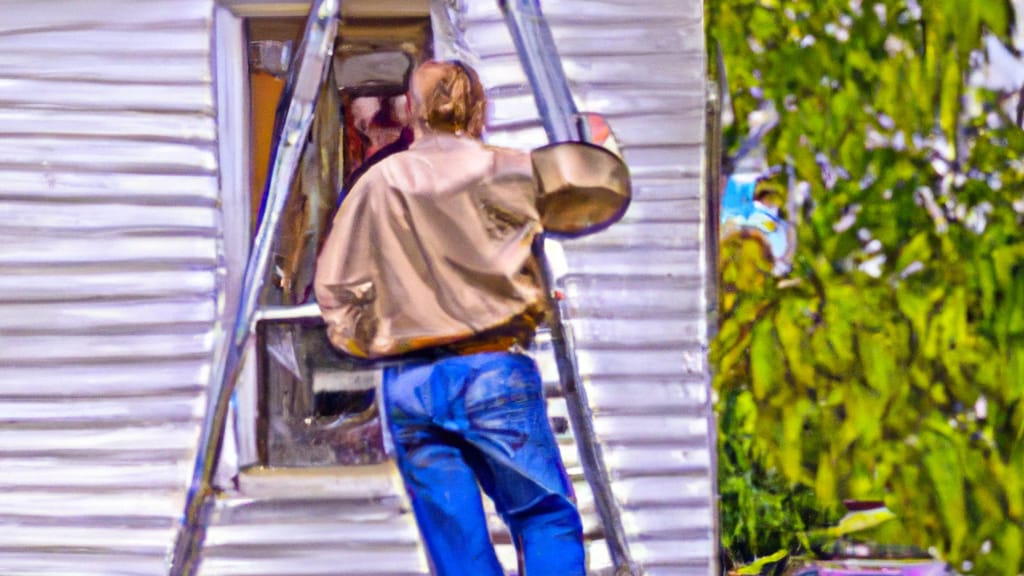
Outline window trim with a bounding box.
[217,0,428,19]
[213,4,258,468]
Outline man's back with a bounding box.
[315,131,546,358]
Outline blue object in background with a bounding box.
[721,174,758,222]
[721,174,796,274]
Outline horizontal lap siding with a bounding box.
[456,1,715,574]
[0,2,219,574]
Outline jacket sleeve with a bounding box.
[314,170,381,358]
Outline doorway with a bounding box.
[228,5,433,468]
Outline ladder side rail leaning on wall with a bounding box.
[167,2,341,574]
[499,1,638,574]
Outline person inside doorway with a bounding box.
[342,94,414,195]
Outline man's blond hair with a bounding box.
[409,60,486,137]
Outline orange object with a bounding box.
[249,71,286,234]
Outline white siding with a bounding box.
[0,1,220,574]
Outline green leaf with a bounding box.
[734,549,788,575]
[781,398,812,482]
[976,256,997,320]
[921,429,968,554]
[995,523,1023,576]
[775,301,815,387]
[858,331,895,394]
[814,451,836,504]
[750,319,783,401]
[895,232,933,272]
[811,507,898,539]
[979,0,1012,39]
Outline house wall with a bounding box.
[0,1,222,573]
[0,0,714,574]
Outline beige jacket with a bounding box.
[314,131,629,359]
[315,130,626,356]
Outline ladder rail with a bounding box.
[167,2,341,574]
[498,1,638,573]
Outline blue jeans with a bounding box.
[383,352,585,576]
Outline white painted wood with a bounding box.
[0,28,212,55]
[0,138,217,174]
[0,395,203,423]
[0,425,201,454]
[0,201,219,234]
[0,490,186,518]
[0,170,220,203]
[213,3,259,472]
[0,362,208,397]
[0,109,217,141]
[0,299,218,333]
[0,236,219,266]
[0,269,218,303]
[0,332,215,364]
[0,53,213,84]
[0,78,214,113]
[0,0,212,33]
[0,2,220,575]
[0,459,192,491]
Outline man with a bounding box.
[315,59,628,576]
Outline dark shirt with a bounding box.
[339,126,414,203]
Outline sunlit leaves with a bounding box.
[708,0,1024,572]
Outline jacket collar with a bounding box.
[408,130,483,152]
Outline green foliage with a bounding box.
[735,549,789,574]
[716,233,842,571]
[708,0,1024,573]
